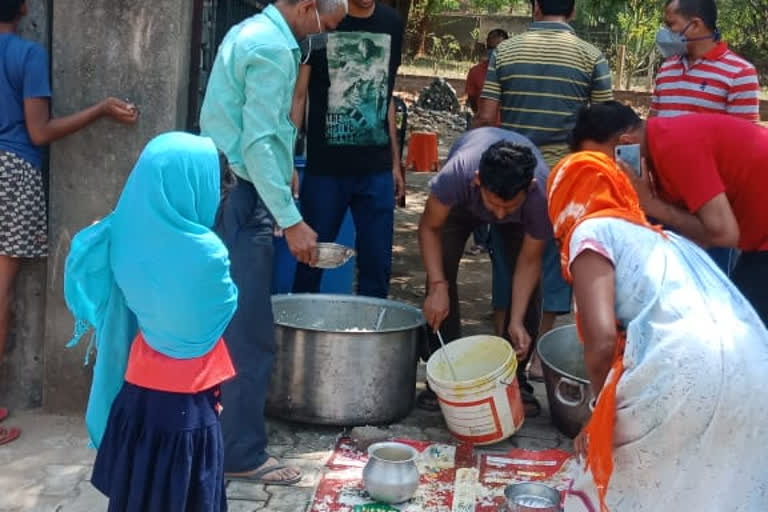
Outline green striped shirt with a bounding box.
[481,21,613,152]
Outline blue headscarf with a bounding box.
[64,132,238,447]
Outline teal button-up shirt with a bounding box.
[200,5,302,228]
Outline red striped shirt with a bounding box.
[651,42,760,122]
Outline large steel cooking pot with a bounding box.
[266,294,425,425]
[537,324,594,438]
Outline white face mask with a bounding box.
[300,8,324,65]
[655,21,717,59]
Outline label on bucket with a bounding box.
[439,396,502,443]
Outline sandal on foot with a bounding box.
[416,389,440,412]
[0,427,20,446]
[225,463,302,486]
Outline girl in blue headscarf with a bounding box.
[64,132,239,512]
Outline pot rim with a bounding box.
[504,481,561,507]
[271,294,426,334]
[367,442,419,464]
[536,324,590,385]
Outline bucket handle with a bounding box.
[555,377,585,408]
[499,377,516,386]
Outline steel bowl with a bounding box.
[313,242,355,269]
[504,482,562,511]
[267,294,425,425]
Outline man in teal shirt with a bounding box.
[200,0,347,485]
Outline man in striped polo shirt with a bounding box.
[473,0,613,378]
[652,0,760,122]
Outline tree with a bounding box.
[401,0,524,57]
[718,0,768,83]
[578,0,662,89]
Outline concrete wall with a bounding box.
[43,0,195,413]
[0,0,51,411]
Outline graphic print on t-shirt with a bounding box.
[326,31,392,146]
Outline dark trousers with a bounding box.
[472,224,489,248]
[707,247,735,276]
[424,207,541,381]
[293,171,395,298]
[215,178,275,473]
[731,250,768,327]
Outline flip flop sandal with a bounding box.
[416,390,441,412]
[0,426,20,446]
[521,390,542,418]
[0,408,7,423]
[225,464,302,486]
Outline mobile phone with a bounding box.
[615,144,642,177]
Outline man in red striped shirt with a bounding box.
[651,0,760,122]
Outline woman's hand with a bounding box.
[618,157,658,215]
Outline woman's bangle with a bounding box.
[429,280,449,288]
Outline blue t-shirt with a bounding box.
[0,33,52,168]
[429,127,553,240]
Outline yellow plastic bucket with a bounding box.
[426,335,524,445]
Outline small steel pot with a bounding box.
[537,324,594,438]
[504,482,562,511]
[363,442,420,504]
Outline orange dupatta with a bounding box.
[546,151,663,512]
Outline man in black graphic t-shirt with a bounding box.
[291,0,404,298]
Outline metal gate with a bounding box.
[188,0,269,132]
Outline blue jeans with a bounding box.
[293,172,395,298]
[215,178,275,473]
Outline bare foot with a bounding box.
[226,457,301,485]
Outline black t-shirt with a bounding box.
[305,4,403,176]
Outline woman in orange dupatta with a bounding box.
[548,151,768,512]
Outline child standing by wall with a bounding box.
[0,0,137,444]
[64,132,238,511]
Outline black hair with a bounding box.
[218,150,237,200]
[569,101,642,152]
[665,0,718,32]
[0,0,24,23]
[478,142,537,200]
[531,0,575,17]
[487,29,509,42]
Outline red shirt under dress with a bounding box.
[125,333,236,394]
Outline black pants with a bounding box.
[215,178,275,473]
[731,250,768,327]
[424,207,541,383]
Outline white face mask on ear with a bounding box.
[300,7,325,65]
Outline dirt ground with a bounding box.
[390,170,497,337]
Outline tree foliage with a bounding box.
[718,0,768,82]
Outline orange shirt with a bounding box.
[125,333,236,393]
[466,60,490,113]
